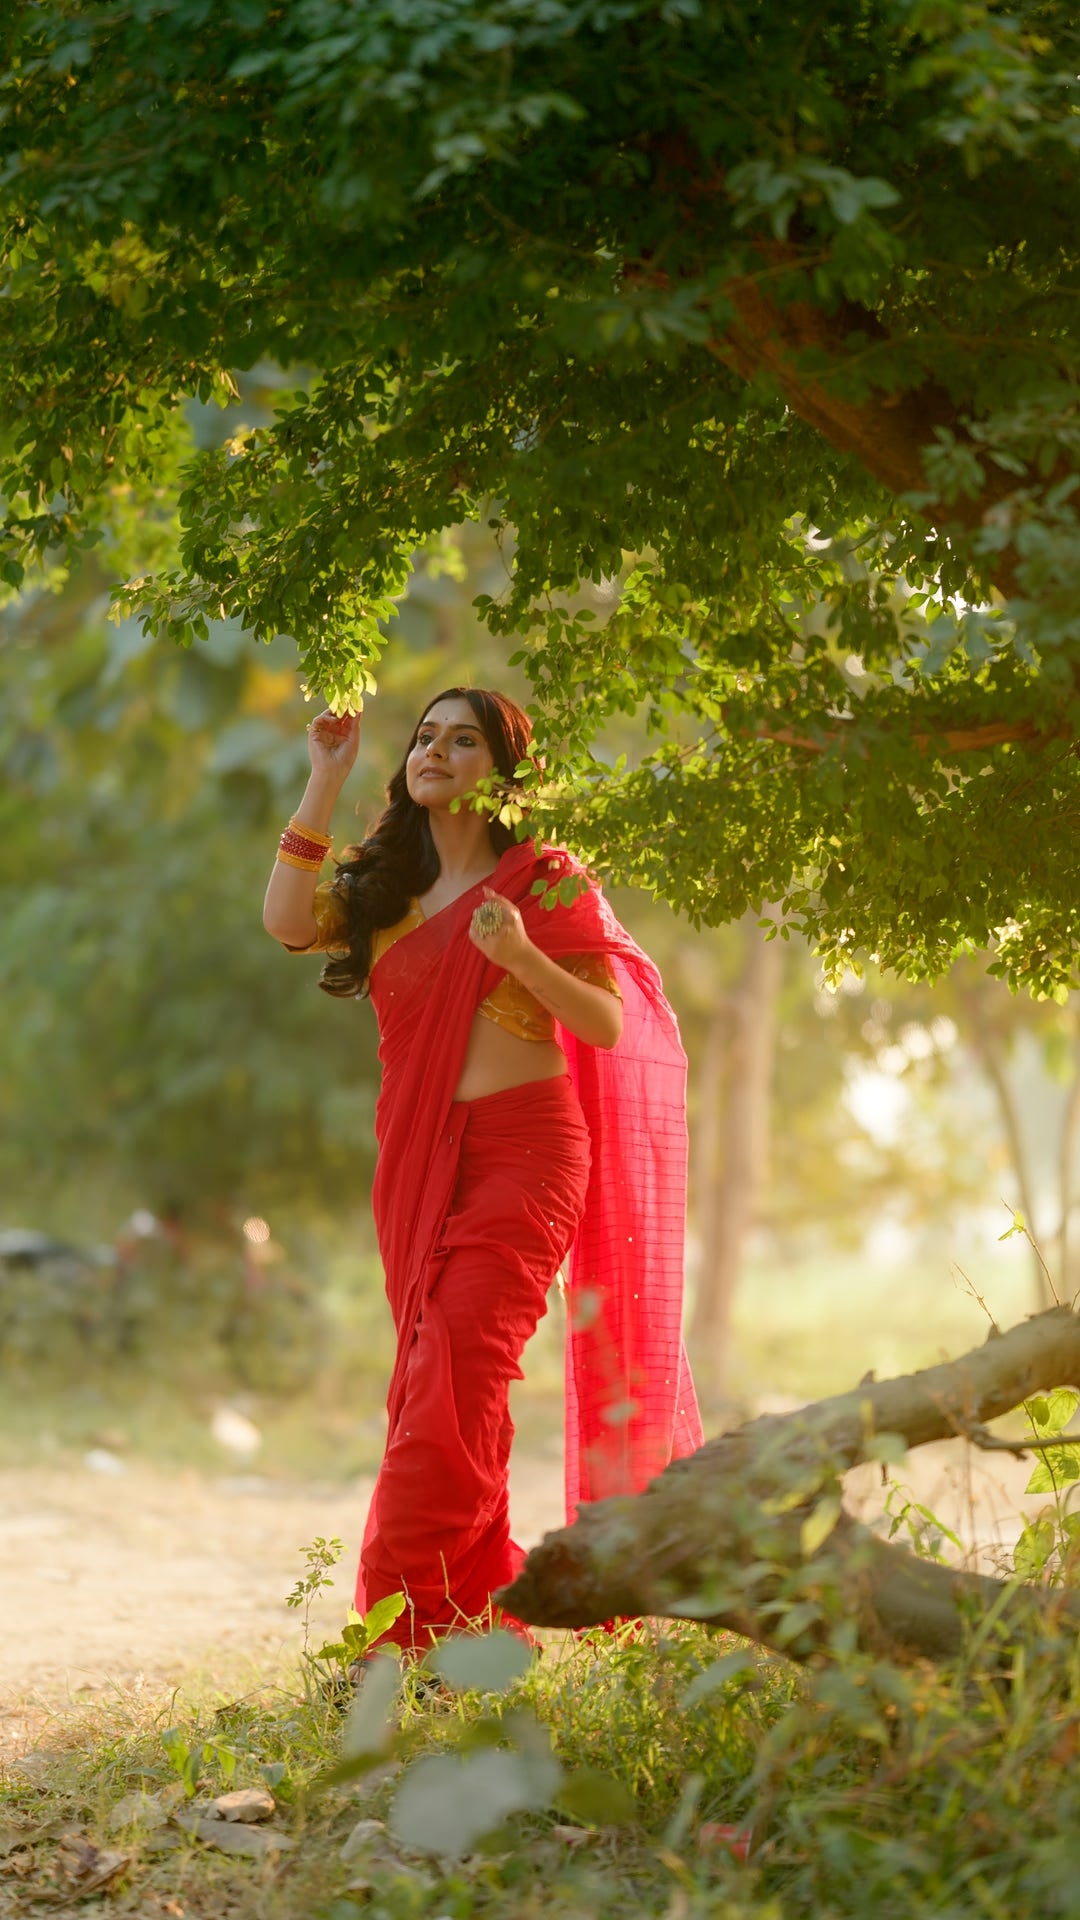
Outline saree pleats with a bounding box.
[359,1079,590,1649]
[356,841,704,1650]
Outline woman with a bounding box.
[264,688,702,1653]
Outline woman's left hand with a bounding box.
[468,888,533,972]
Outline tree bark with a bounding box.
[691,909,784,1401]
[688,993,729,1340]
[955,981,1055,1314]
[704,266,1078,759]
[707,247,1031,599]
[744,715,1057,759]
[499,1306,1080,1664]
[1057,1020,1080,1301]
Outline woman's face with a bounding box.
[405,698,497,811]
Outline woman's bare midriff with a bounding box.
[452,1011,568,1103]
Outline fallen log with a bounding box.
[499,1307,1080,1663]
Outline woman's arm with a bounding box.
[468,890,624,1049]
[262,712,361,948]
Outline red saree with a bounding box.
[356,840,703,1648]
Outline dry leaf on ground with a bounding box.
[1,1847,35,1878]
[56,1832,130,1896]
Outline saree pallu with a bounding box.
[356,840,703,1647]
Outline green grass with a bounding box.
[4,1616,1079,1920]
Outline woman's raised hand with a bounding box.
[306,708,361,781]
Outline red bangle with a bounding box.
[279,829,329,865]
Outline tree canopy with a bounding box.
[3,1,1080,989]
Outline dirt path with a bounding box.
[0,1451,567,1743]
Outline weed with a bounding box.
[1015,1389,1080,1583]
[286,1534,346,1655]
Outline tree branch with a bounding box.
[741,716,1058,758]
[499,1307,1080,1664]
[956,1419,1080,1458]
[706,245,1027,597]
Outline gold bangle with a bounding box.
[276,848,325,872]
[289,814,333,848]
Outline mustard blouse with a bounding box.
[290,882,621,1044]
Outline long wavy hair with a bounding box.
[318,687,534,999]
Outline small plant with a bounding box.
[286,1535,345,1654]
[1015,1389,1080,1583]
[161,1726,203,1798]
[882,1482,964,1564]
[321,1626,637,1857]
[161,1727,239,1798]
[307,1593,407,1698]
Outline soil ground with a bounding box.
[0,1448,567,1751]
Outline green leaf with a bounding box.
[669,1582,729,1620]
[801,1492,843,1557]
[358,1591,407,1648]
[771,1601,823,1647]
[556,1768,636,1827]
[341,1651,400,1759]
[1025,1445,1080,1495]
[430,1628,533,1694]
[1012,1515,1056,1579]
[389,1745,562,1857]
[680,1647,758,1708]
[312,1640,349,1664]
[761,1466,830,1516]
[318,1656,402,1787]
[1026,1389,1079,1437]
[814,1671,887,1741]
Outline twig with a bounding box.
[1004,1200,1063,1310]
[954,1419,1080,1459]
[952,1262,999,1333]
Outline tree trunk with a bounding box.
[955,982,1055,1314]
[499,1306,1080,1665]
[1057,1019,1080,1301]
[690,909,784,1402]
[710,269,1019,592]
[688,994,729,1346]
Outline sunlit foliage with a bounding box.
[2,2,1080,988]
